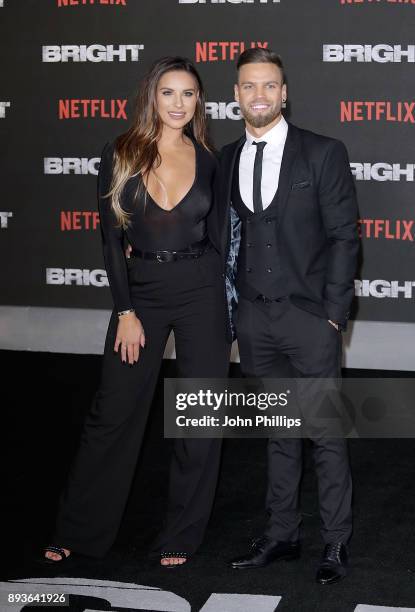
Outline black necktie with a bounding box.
[252,141,267,213]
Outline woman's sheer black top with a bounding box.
[97,140,217,312]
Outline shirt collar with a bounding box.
[245,115,288,150]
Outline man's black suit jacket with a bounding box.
[215,122,359,337]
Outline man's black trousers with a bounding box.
[236,296,353,545]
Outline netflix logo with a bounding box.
[340,101,415,123]
[358,219,414,242]
[196,41,268,63]
[60,211,100,231]
[58,99,127,119]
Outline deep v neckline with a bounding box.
[146,141,198,213]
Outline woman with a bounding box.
[43,57,230,568]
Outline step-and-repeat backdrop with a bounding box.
[1,0,414,369]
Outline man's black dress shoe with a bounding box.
[316,542,348,585]
[229,536,300,569]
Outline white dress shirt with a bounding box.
[239,115,288,211]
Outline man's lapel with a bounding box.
[276,122,301,224]
[219,135,245,250]
[223,135,246,207]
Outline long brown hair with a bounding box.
[106,56,210,227]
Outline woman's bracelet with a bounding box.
[118,308,135,317]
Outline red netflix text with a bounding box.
[60,211,100,230]
[58,99,127,119]
[196,41,268,63]
[358,219,414,241]
[340,101,415,123]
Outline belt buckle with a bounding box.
[156,251,175,263]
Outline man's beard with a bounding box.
[240,102,281,129]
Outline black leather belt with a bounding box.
[131,237,210,263]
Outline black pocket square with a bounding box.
[291,180,311,190]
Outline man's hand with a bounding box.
[328,320,339,331]
[114,312,145,364]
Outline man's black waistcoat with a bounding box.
[231,146,286,301]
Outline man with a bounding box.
[217,48,359,585]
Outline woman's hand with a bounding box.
[114,311,145,364]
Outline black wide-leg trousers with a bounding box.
[53,248,230,558]
[236,297,353,545]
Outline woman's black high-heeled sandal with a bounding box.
[42,545,71,565]
[160,552,188,568]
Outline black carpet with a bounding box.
[2,350,415,612]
